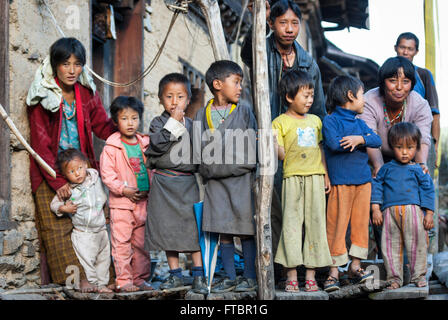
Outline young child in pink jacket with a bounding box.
[100,96,152,292]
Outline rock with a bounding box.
[0,256,24,273]
[2,230,24,255]
[433,251,448,287]
[22,242,36,258]
[0,232,3,256]
[429,282,448,295]
[23,257,40,274]
[368,284,428,300]
[23,227,38,241]
[275,290,329,300]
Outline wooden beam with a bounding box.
[195,0,230,60]
[113,0,144,99]
[252,0,275,300]
[0,0,12,231]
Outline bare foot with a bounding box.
[107,283,116,291]
[97,286,114,293]
[79,279,96,293]
[118,283,140,293]
[386,281,400,290]
[415,279,427,288]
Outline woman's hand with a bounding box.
[371,204,383,226]
[56,183,72,201]
[423,210,434,230]
[339,135,365,152]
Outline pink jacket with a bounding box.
[100,132,150,210]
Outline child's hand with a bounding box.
[339,136,365,152]
[371,204,383,226]
[135,191,149,202]
[170,106,185,122]
[59,200,78,215]
[423,210,434,230]
[324,174,331,194]
[123,186,139,202]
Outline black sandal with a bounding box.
[323,276,340,292]
[348,267,373,284]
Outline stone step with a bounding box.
[275,289,328,300]
[0,293,47,300]
[369,284,428,300]
[425,294,448,300]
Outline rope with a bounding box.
[39,0,180,88]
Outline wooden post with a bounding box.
[251,0,275,300]
[195,0,230,60]
[0,0,13,231]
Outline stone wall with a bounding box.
[1,0,90,289]
[142,2,217,126]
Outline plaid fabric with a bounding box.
[34,180,87,284]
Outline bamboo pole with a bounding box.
[252,0,275,300]
[0,103,56,179]
[195,0,231,60]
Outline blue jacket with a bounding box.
[371,160,435,211]
[323,107,382,185]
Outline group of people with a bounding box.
[26,0,439,295]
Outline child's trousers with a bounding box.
[275,175,332,268]
[326,183,371,266]
[110,200,151,288]
[381,205,428,286]
[71,229,111,287]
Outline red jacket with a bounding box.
[28,83,116,193]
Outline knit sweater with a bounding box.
[323,107,382,185]
[371,160,435,211]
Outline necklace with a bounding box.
[63,99,76,120]
[383,100,405,126]
[213,104,230,124]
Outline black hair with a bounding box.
[158,73,192,99]
[109,96,144,123]
[205,60,243,93]
[278,69,314,107]
[49,37,86,75]
[326,75,364,113]
[56,148,88,173]
[378,56,416,96]
[395,32,419,51]
[387,122,421,151]
[269,0,302,22]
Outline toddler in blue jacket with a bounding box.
[371,122,435,290]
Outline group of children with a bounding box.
[51,57,435,295]
[272,70,435,292]
[51,60,258,294]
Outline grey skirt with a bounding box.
[144,172,200,252]
[202,172,255,236]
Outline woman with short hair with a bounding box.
[359,56,433,176]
